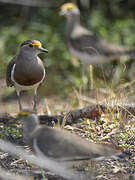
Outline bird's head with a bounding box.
[19,40,48,55]
[60,3,80,17]
[17,109,39,128]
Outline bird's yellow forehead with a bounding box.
[61,3,76,11]
[29,40,42,49]
[17,111,30,117]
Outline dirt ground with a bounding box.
[0,79,135,180]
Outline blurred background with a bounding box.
[1,0,135,113]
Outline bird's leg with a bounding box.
[89,64,94,89]
[82,64,94,90]
[16,90,22,111]
[82,64,88,88]
[33,88,37,113]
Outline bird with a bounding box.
[60,3,135,88]
[17,110,128,164]
[6,40,48,112]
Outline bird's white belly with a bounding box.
[13,81,41,91]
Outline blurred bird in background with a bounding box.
[60,3,135,89]
[18,110,128,165]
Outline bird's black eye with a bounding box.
[29,44,33,48]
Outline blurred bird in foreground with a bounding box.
[60,3,135,88]
[6,40,48,112]
[17,110,128,165]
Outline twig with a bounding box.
[0,104,135,126]
[0,0,58,7]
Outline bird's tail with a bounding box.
[115,50,135,59]
[61,151,130,162]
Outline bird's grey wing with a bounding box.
[69,33,126,57]
[6,56,16,87]
[33,127,123,161]
[33,127,82,160]
[69,33,103,55]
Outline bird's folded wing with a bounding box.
[33,126,125,161]
[69,32,127,57]
[6,56,17,87]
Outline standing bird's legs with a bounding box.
[82,64,94,90]
[16,88,38,112]
[89,64,94,89]
[82,64,88,89]
[16,90,22,111]
[33,88,38,112]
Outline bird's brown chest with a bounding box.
[14,58,45,86]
